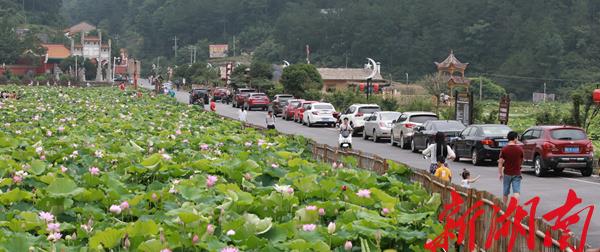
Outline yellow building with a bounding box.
[317,68,385,93]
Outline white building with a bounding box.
[66,22,112,81]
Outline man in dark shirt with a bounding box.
[498,131,523,205]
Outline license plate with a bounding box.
[564,147,579,153]
[323,118,332,121]
[497,141,507,147]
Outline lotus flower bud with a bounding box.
[344,241,352,251]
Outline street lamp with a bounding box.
[112,56,121,83]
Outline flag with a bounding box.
[306,44,310,64]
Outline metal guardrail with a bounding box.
[215,112,589,252]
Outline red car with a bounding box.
[212,88,229,101]
[520,125,594,177]
[233,88,255,108]
[244,93,271,111]
[294,101,317,123]
[282,99,305,121]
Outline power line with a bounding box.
[478,73,594,83]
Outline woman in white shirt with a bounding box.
[422,132,456,174]
[238,107,248,129]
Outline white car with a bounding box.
[338,104,381,136]
[390,111,438,149]
[363,111,402,142]
[302,102,337,127]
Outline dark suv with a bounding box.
[271,94,294,116]
[233,88,256,108]
[520,126,594,177]
[189,88,210,105]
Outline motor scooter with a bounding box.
[339,130,352,150]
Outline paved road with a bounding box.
[142,81,600,247]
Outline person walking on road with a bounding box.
[422,132,455,174]
[266,111,276,130]
[210,99,216,112]
[238,107,248,129]
[498,131,523,205]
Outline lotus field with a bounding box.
[0,86,442,251]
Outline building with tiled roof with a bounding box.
[41,44,71,63]
[435,50,470,90]
[64,22,96,36]
[317,67,386,92]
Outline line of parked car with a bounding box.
[221,88,596,178]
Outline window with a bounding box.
[313,104,333,110]
[348,106,356,114]
[461,127,472,137]
[431,121,466,131]
[358,106,380,114]
[409,115,438,124]
[551,129,587,140]
[532,130,542,139]
[380,112,400,121]
[481,126,511,136]
[397,115,408,123]
[522,130,534,140]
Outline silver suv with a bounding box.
[338,104,381,136]
[390,111,438,149]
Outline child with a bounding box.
[266,111,276,130]
[460,169,480,189]
[434,157,452,182]
[238,107,247,129]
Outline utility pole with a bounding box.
[543,82,547,103]
[193,46,197,63]
[479,77,483,101]
[189,45,194,65]
[405,73,409,85]
[233,35,236,57]
[172,36,178,59]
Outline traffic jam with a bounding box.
[189,87,596,178]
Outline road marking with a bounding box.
[562,177,600,185]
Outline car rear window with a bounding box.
[380,112,401,121]
[432,121,465,131]
[410,115,438,124]
[481,126,511,136]
[314,104,333,110]
[358,106,380,114]
[289,101,301,106]
[551,129,587,140]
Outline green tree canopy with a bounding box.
[280,64,322,97]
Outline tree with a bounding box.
[280,64,322,97]
[59,56,96,81]
[416,73,447,115]
[470,77,506,100]
[0,17,25,64]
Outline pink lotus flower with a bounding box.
[151,193,158,201]
[175,129,182,135]
[94,150,103,158]
[12,175,22,184]
[162,153,172,160]
[47,222,60,233]
[39,212,54,222]
[220,247,239,252]
[192,234,199,244]
[60,165,68,173]
[332,162,338,168]
[120,201,129,210]
[243,173,252,180]
[206,224,215,235]
[344,241,353,251]
[206,175,218,188]
[257,139,266,146]
[47,232,62,242]
[35,146,43,154]
[244,141,252,147]
[306,205,317,211]
[40,155,46,160]
[88,166,100,176]
[183,139,189,143]
[109,205,122,214]
[327,222,336,234]
[200,144,209,150]
[46,130,52,137]
[318,208,326,216]
[356,189,371,198]
[286,187,294,194]
[226,229,236,236]
[302,224,317,232]
[381,208,390,216]
[338,163,344,168]
[160,249,171,252]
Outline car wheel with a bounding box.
[534,155,547,177]
[453,145,461,162]
[411,138,419,153]
[581,165,593,177]
[307,118,312,127]
[363,130,368,140]
[471,149,482,166]
[390,131,396,146]
[372,130,378,142]
[400,134,406,149]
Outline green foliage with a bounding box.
[59,56,97,81]
[280,64,323,98]
[400,99,434,113]
[0,85,442,250]
[470,77,506,100]
[534,104,565,125]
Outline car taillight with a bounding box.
[543,142,559,152]
[312,111,319,115]
[356,112,363,117]
[481,139,494,146]
[586,142,594,153]
[404,123,415,128]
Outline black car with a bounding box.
[411,120,466,153]
[271,94,294,116]
[189,88,210,105]
[451,124,512,165]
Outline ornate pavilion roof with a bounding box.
[435,50,469,71]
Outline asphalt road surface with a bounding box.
[141,81,600,247]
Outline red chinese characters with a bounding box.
[425,189,594,252]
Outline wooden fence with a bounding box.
[221,115,590,252]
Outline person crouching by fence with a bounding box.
[266,111,276,130]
